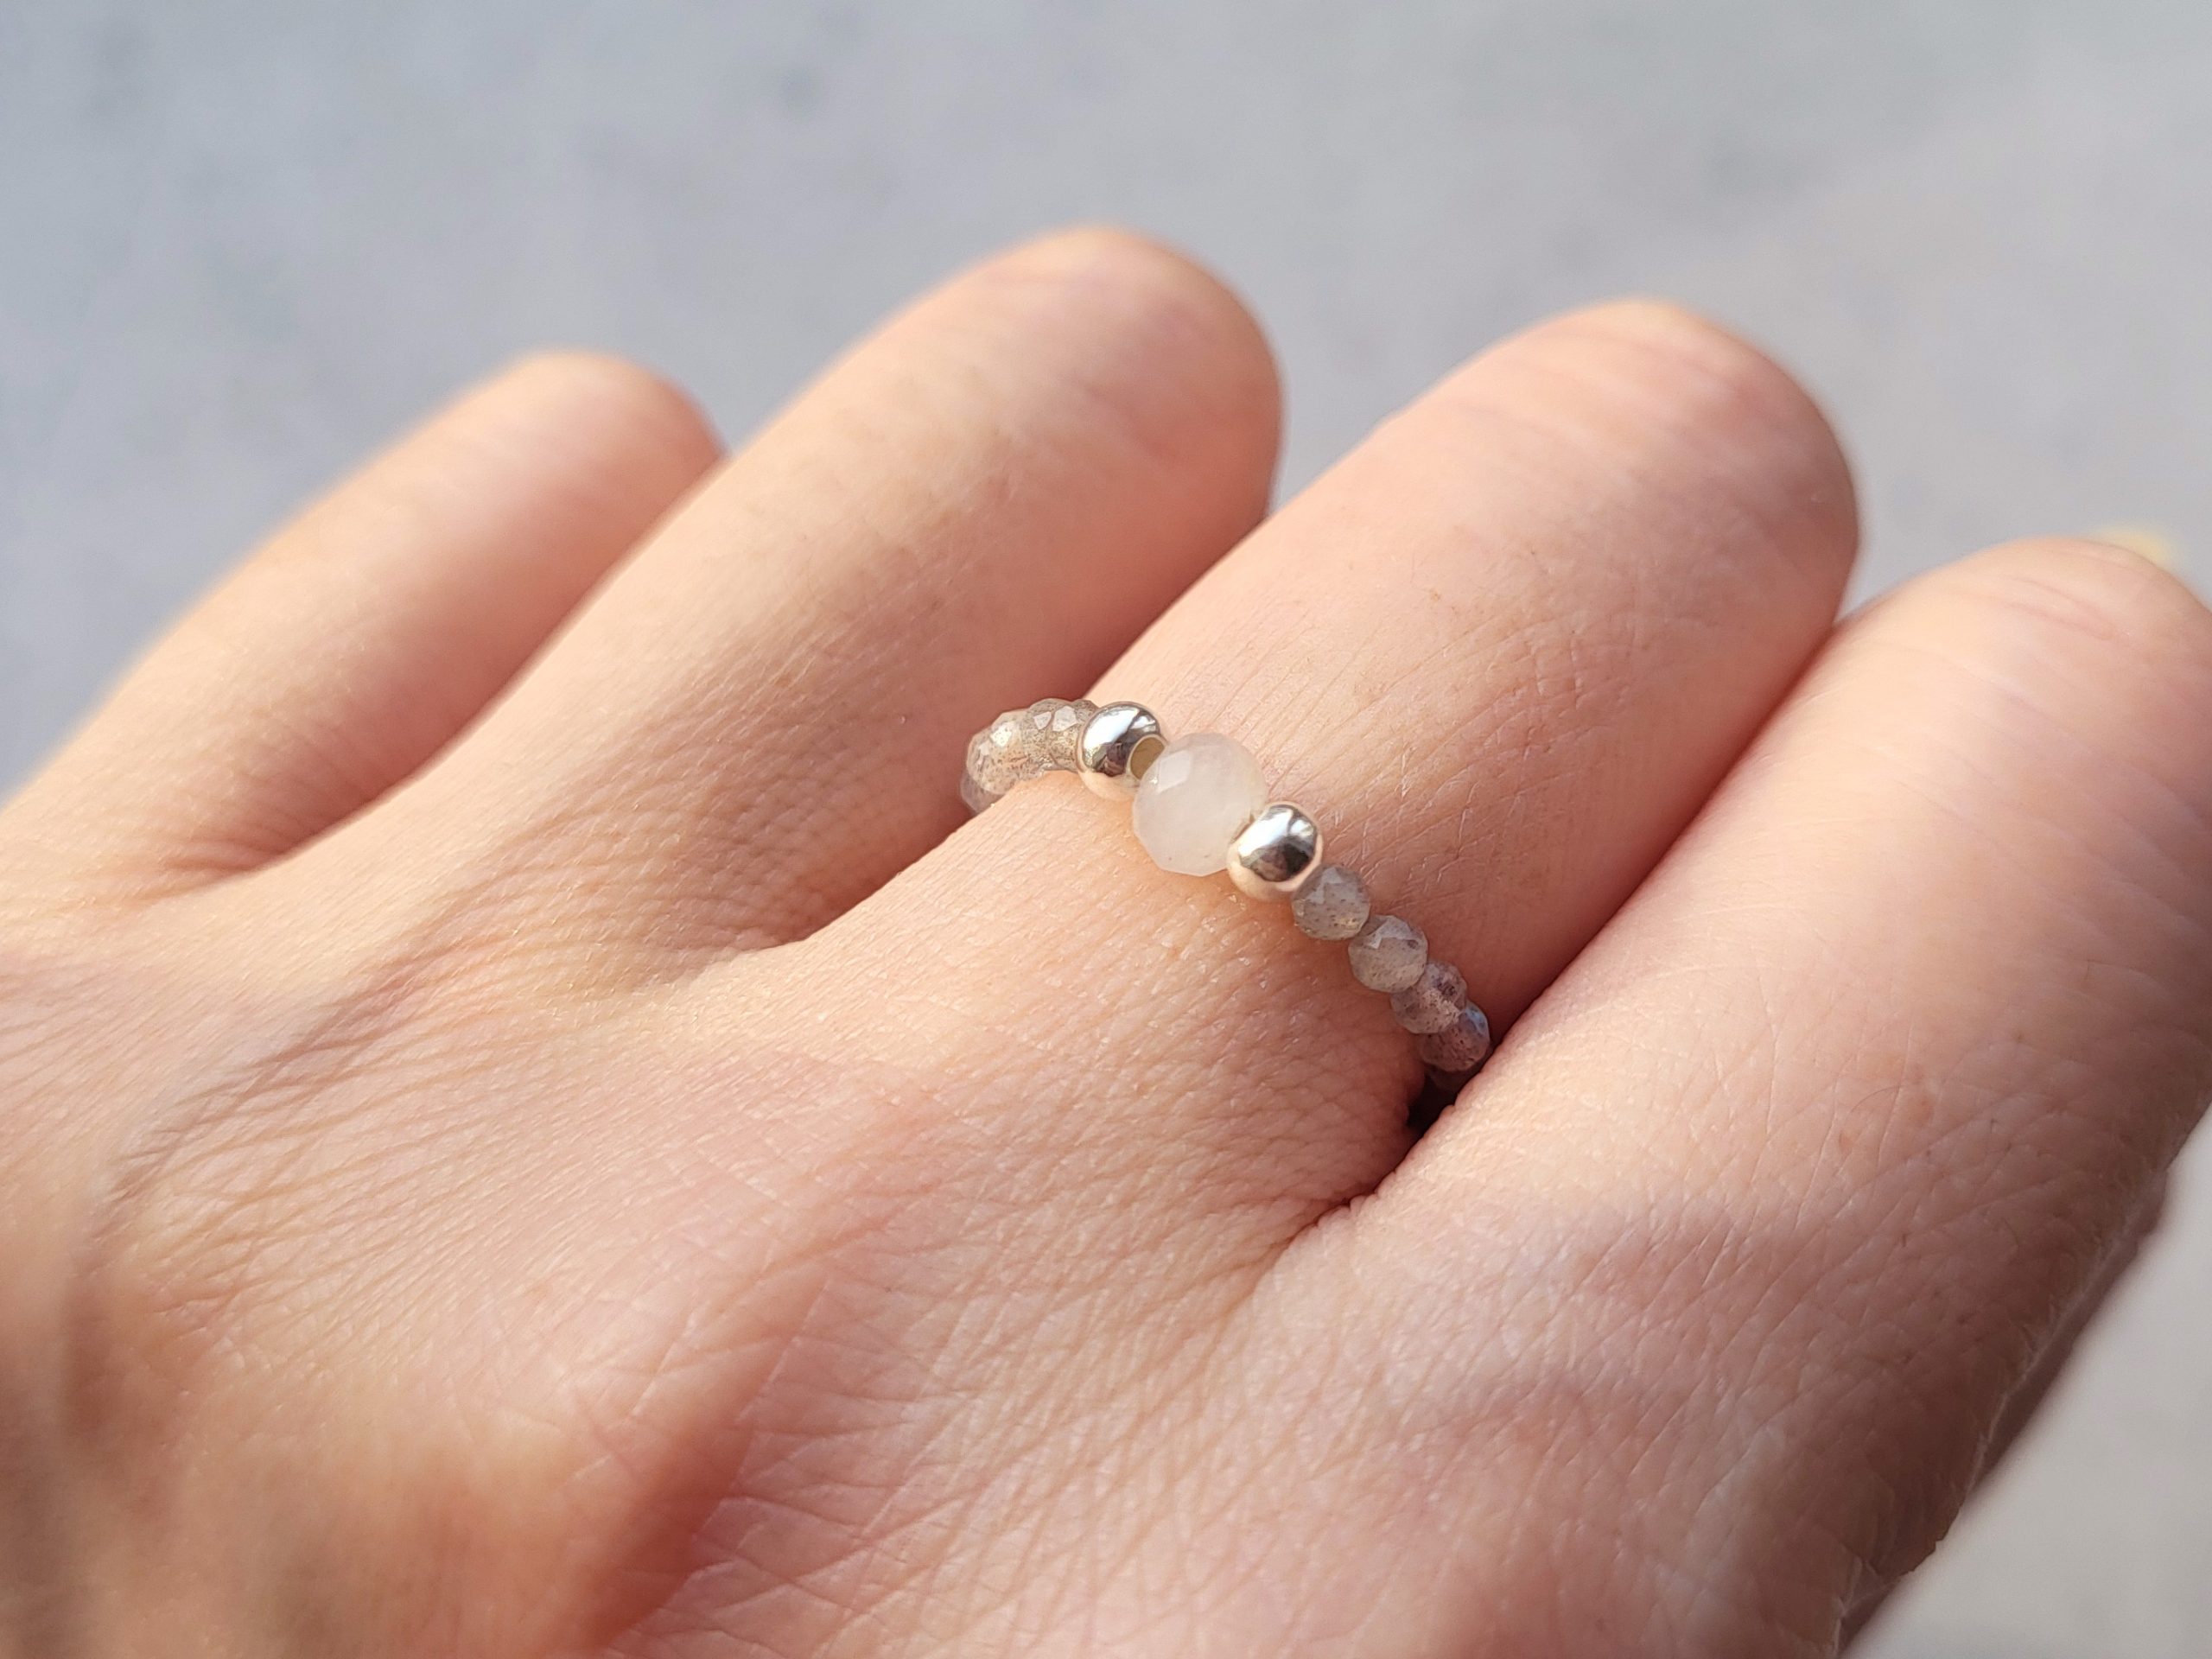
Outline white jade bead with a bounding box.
[1132,733,1268,876]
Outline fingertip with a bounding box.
[942,226,1282,509]
[469,350,724,490]
[1942,534,2212,654]
[1882,537,2212,790]
[1443,297,1859,610]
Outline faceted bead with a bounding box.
[1028,696,1097,770]
[968,698,1097,798]
[1389,960,1466,1033]
[959,771,1002,815]
[1417,1002,1493,1073]
[1132,732,1268,876]
[964,733,1008,795]
[971,711,1041,793]
[1348,914,1427,992]
[1292,864,1370,940]
[1061,698,1100,755]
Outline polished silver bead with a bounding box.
[1226,801,1324,900]
[1078,702,1166,798]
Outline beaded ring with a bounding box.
[963,697,1493,1084]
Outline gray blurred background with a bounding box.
[5,3,2209,1650]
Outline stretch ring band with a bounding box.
[963,697,1493,1082]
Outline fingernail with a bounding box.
[2089,523,2180,570]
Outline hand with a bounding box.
[7,229,2210,1657]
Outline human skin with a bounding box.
[4,226,2211,1657]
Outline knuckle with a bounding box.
[64,1149,245,1452]
[54,967,442,1465]
[500,348,721,469]
[1468,298,1858,582]
[964,226,1281,450]
[1936,534,2212,667]
[997,224,1255,336]
[1897,537,2212,743]
[1532,299,1835,453]
[1555,297,1792,389]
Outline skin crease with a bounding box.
[2,228,2210,1657]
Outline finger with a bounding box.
[1976,1174,2164,1484]
[5,354,717,899]
[1331,541,2212,1652]
[823,300,1855,1216]
[319,228,1279,966]
[1843,1175,2167,1648]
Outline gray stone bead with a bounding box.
[966,698,1098,798]
[1030,696,1098,770]
[1417,1002,1493,1073]
[958,771,1003,815]
[1348,913,1427,992]
[966,719,1031,795]
[1389,960,1466,1033]
[1292,864,1370,941]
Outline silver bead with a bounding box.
[1078,702,1166,798]
[1226,802,1324,900]
[958,771,1002,815]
